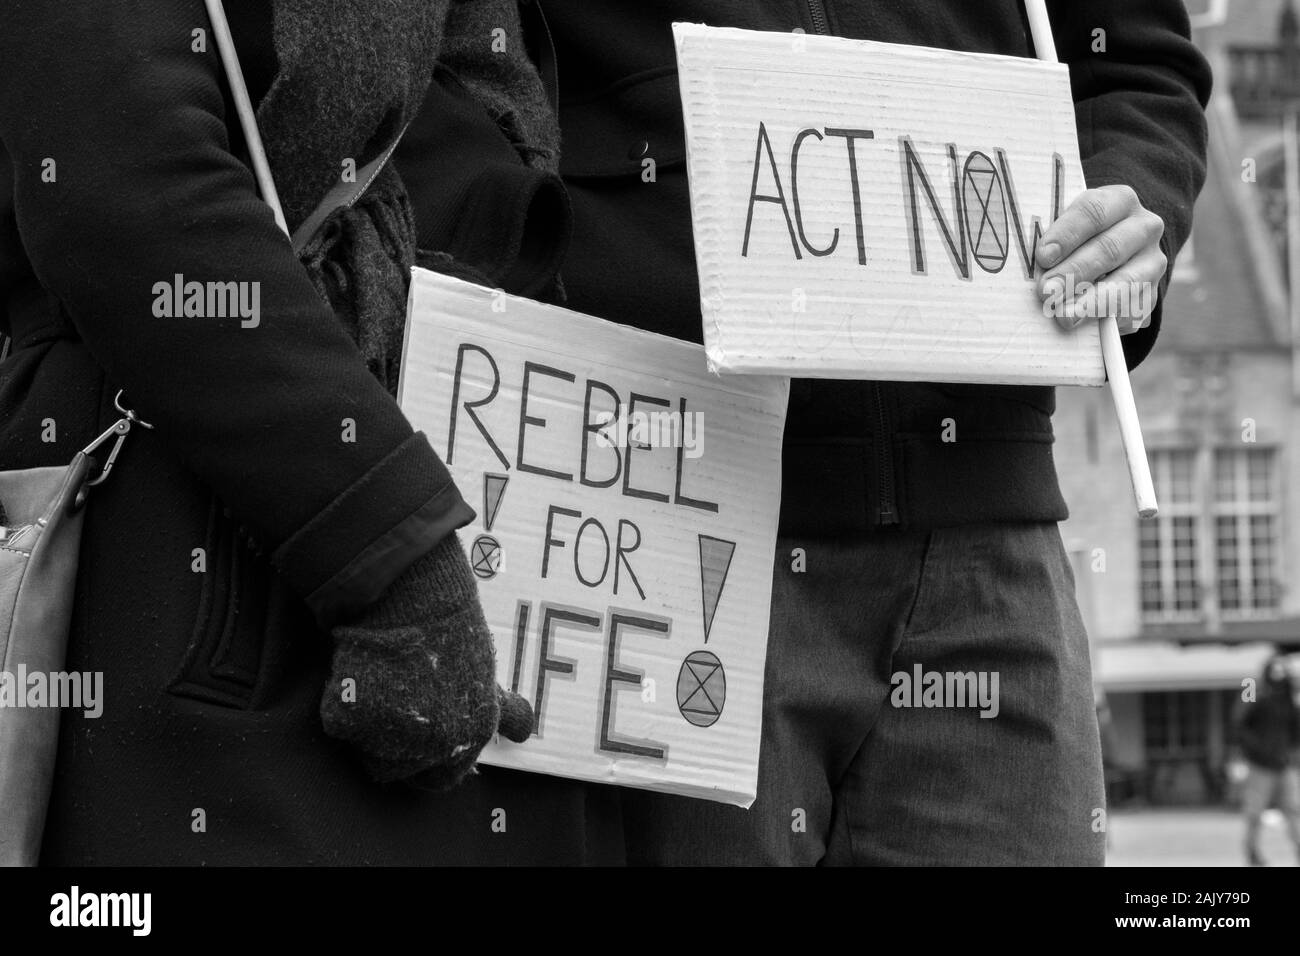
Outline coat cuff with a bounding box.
[270,431,476,630]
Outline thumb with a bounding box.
[497,686,535,743]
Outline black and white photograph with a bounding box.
[0,0,1293,935]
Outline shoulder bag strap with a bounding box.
[203,0,408,253]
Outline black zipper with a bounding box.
[803,1,899,526]
[871,383,898,525]
[806,0,830,35]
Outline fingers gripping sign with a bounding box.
[1036,184,1167,335]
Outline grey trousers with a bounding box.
[622,522,1107,865]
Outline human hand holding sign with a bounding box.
[320,534,535,789]
[1035,184,1167,335]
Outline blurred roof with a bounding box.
[1208,0,1286,46]
[1157,0,1292,353]
[1161,106,1287,351]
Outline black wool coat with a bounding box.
[0,0,621,864]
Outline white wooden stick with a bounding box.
[204,0,289,236]
[1025,0,1159,517]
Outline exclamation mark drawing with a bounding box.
[470,472,509,579]
[697,534,736,643]
[675,535,736,728]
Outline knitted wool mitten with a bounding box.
[320,534,533,789]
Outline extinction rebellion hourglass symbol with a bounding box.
[675,535,735,728]
[470,473,508,579]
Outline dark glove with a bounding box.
[319,533,534,789]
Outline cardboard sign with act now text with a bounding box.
[673,23,1102,386]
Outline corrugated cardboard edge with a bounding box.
[673,23,731,377]
[396,269,421,409]
[404,267,791,404]
[487,743,761,808]
[674,21,1080,81]
[701,356,1104,387]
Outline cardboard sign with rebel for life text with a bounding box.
[396,268,789,806]
[673,23,1103,386]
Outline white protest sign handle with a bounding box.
[1025,0,1159,518]
[204,0,289,236]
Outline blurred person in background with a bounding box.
[1234,652,1300,866]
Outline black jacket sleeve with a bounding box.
[394,66,571,301]
[1049,0,1212,369]
[0,0,474,628]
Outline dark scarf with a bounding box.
[258,0,451,232]
[250,0,558,394]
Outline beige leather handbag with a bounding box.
[0,394,150,866]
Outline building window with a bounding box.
[1140,447,1282,623]
[1143,690,1210,762]
[1213,447,1282,617]
[1140,450,1201,621]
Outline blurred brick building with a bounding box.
[1056,0,1300,805]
